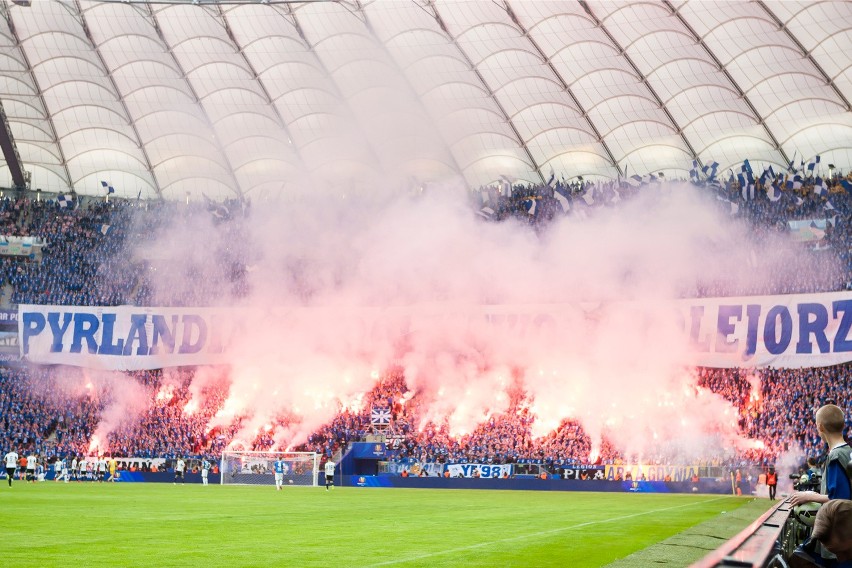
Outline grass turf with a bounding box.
[1,482,761,567]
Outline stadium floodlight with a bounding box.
[220,450,320,487]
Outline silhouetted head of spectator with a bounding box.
[811,499,852,561]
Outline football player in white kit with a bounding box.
[3,448,18,487]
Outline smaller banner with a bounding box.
[0,235,44,258]
[445,463,512,479]
[604,464,700,482]
[562,465,605,480]
[788,219,827,242]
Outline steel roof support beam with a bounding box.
[425,0,545,184]
[503,0,623,177]
[579,0,700,165]
[74,0,163,198]
[4,2,73,189]
[756,0,851,113]
[0,99,26,188]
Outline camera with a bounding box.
[790,471,822,492]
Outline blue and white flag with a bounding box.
[814,177,829,197]
[99,224,112,236]
[787,152,799,175]
[626,175,642,188]
[100,181,115,194]
[545,166,556,187]
[552,184,570,213]
[702,160,719,182]
[767,181,782,202]
[786,174,803,190]
[806,155,821,174]
[689,160,700,183]
[370,407,391,425]
[56,194,75,209]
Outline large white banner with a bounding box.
[18,291,852,370]
[18,305,232,370]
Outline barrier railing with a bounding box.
[691,499,793,568]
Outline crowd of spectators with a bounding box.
[1,167,852,471]
[2,362,848,474]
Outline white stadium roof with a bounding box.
[0,0,850,200]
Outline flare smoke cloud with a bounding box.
[135,182,825,460]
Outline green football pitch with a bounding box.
[1,482,766,567]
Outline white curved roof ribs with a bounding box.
[426,1,545,184]
[74,0,162,196]
[215,5,307,176]
[662,0,789,165]
[285,3,385,175]
[148,4,243,196]
[3,8,72,188]
[354,0,464,178]
[756,0,851,112]
[1,0,851,196]
[502,0,623,177]
[579,0,698,163]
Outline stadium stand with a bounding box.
[1,172,851,473]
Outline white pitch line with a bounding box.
[363,495,732,567]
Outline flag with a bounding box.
[499,175,514,198]
[806,155,821,174]
[741,160,754,184]
[56,194,75,209]
[741,181,754,201]
[552,184,570,213]
[370,407,391,425]
[824,199,835,211]
[814,177,829,197]
[626,175,642,187]
[786,174,803,190]
[545,166,556,187]
[100,181,115,194]
[787,151,798,175]
[99,224,112,236]
[477,206,495,219]
[795,195,804,206]
[767,181,782,202]
[581,187,595,205]
[841,180,852,192]
[524,198,537,216]
[689,160,700,183]
[702,160,719,182]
